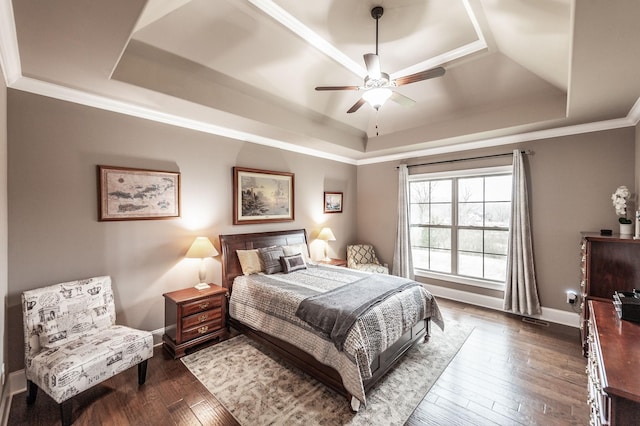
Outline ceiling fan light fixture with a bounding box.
[362,87,392,109]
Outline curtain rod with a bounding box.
[398,149,532,169]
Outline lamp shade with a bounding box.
[185,237,218,259]
[317,227,336,241]
[362,87,392,110]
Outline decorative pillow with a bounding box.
[258,246,285,274]
[280,253,307,273]
[237,249,263,275]
[282,244,310,263]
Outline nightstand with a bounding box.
[162,284,228,358]
[318,258,348,267]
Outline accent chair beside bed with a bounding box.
[219,229,443,411]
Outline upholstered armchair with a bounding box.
[346,244,389,274]
[22,276,153,425]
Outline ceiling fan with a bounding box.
[315,6,446,113]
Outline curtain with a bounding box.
[392,164,414,279]
[504,150,541,315]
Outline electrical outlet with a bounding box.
[566,290,578,304]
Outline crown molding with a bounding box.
[0,0,20,85]
[356,115,636,165]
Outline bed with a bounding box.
[219,228,443,411]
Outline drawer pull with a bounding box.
[198,314,208,322]
[198,326,209,334]
[199,302,210,310]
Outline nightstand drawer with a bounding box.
[182,294,224,316]
[182,308,222,329]
[181,318,224,342]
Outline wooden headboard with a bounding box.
[219,229,309,291]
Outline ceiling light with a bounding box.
[362,88,392,110]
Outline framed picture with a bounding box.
[324,191,343,213]
[98,165,180,221]
[233,167,294,225]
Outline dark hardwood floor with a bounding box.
[8,298,588,425]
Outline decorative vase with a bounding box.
[620,223,633,235]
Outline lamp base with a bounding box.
[194,282,211,291]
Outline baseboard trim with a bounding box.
[0,369,26,426]
[423,283,580,328]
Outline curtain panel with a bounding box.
[503,150,541,315]
[392,164,414,279]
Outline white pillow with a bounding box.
[282,244,310,263]
[237,249,263,275]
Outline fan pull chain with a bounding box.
[375,109,380,136]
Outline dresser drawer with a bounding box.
[181,294,224,316]
[182,308,223,330]
[181,317,224,342]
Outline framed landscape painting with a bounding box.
[233,167,294,225]
[324,191,343,213]
[98,165,180,221]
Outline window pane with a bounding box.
[485,254,507,281]
[485,202,511,227]
[430,180,452,202]
[430,249,451,273]
[410,227,429,247]
[458,251,482,278]
[458,202,483,226]
[410,182,430,203]
[485,230,509,255]
[458,177,483,202]
[430,227,451,249]
[459,229,483,252]
[485,175,512,201]
[412,248,429,270]
[410,204,429,224]
[431,204,452,225]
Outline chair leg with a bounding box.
[26,380,38,405]
[138,359,148,385]
[60,399,72,426]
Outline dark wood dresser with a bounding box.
[162,284,228,358]
[587,300,640,425]
[580,233,640,354]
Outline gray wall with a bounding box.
[1,60,8,395]
[6,90,357,372]
[357,127,636,310]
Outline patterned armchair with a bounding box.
[346,244,389,274]
[22,276,153,426]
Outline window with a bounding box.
[409,166,512,288]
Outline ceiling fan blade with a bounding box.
[347,98,366,114]
[315,85,360,91]
[364,53,381,79]
[394,67,446,86]
[390,91,416,107]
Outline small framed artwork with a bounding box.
[98,165,180,221]
[324,191,343,213]
[233,167,294,225]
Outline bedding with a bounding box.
[296,273,422,351]
[229,263,443,404]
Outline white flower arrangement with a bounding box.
[612,185,632,224]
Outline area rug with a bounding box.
[182,321,472,425]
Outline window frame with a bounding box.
[408,165,513,291]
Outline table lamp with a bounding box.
[186,236,218,290]
[317,227,336,261]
